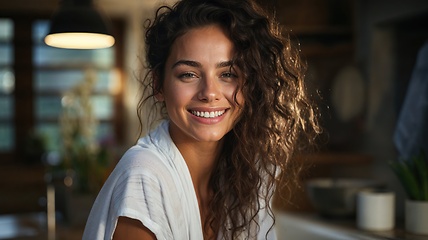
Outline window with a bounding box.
[0,16,124,164]
[33,20,118,151]
[0,18,14,152]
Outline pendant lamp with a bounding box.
[45,0,115,49]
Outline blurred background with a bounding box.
[0,0,427,239]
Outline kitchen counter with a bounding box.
[275,211,428,240]
[0,212,83,240]
[4,210,427,240]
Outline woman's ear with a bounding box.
[153,72,164,101]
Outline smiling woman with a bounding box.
[83,0,321,239]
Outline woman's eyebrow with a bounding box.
[216,60,233,68]
[171,60,201,69]
[171,60,234,69]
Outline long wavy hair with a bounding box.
[138,0,321,238]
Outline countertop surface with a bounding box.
[2,210,427,240]
[275,211,428,240]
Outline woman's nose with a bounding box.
[198,76,221,102]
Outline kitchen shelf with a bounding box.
[297,152,373,165]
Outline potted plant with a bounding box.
[390,151,428,235]
[49,70,115,225]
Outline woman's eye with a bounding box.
[178,72,198,79]
[221,72,238,80]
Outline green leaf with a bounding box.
[390,160,421,200]
[413,152,428,201]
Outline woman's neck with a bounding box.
[174,140,220,240]
[175,140,221,192]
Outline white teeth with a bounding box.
[191,110,225,118]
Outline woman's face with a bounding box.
[158,24,244,145]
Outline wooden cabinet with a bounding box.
[275,0,364,152]
[0,165,46,214]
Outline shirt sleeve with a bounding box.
[112,147,184,240]
[110,165,171,239]
[83,147,177,240]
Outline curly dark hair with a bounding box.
[138,0,321,238]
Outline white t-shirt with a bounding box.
[82,120,276,240]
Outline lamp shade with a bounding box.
[45,0,115,49]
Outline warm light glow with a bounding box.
[44,32,115,49]
[108,68,122,95]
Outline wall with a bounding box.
[355,0,428,216]
[100,0,178,145]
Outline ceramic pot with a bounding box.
[405,200,428,235]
